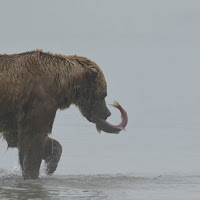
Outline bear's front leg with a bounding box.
[17,100,57,180]
[18,132,46,180]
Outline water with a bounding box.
[0,171,200,200]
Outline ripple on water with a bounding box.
[0,172,200,200]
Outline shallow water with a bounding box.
[0,171,200,200]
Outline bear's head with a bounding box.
[76,65,111,123]
[70,57,127,134]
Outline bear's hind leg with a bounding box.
[43,137,62,175]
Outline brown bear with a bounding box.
[0,50,116,179]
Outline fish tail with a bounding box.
[109,101,120,108]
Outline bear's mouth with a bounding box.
[94,101,128,134]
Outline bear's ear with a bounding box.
[87,67,98,80]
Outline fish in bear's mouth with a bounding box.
[93,101,128,134]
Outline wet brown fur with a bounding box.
[0,50,108,179]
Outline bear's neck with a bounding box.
[53,58,85,110]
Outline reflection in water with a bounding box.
[0,172,111,200]
[0,170,141,200]
[0,176,110,200]
[1,180,52,200]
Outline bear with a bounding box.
[0,50,112,179]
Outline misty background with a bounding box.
[0,0,200,176]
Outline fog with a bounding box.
[0,1,200,199]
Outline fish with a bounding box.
[95,101,128,134]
